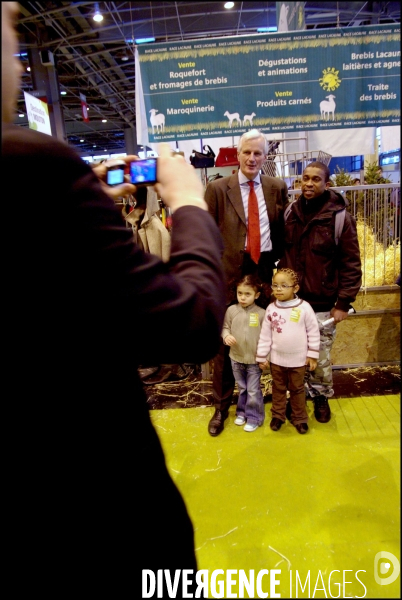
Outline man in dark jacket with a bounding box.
[3,3,226,595]
[205,129,288,436]
[279,161,362,423]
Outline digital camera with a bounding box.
[106,159,126,186]
[129,158,157,186]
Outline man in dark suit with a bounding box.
[206,129,288,436]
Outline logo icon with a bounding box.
[319,67,341,91]
[374,551,400,585]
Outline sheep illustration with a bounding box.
[224,111,242,127]
[149,108,165,133]
[243,112,256,126]
[320,95,336,121]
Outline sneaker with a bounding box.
[270,417,284,431]
[244,422,259,432]
[295,423,309,434]
[313,395,331,423]
[234,415,246,426]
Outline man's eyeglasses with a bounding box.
[271,283,294,290]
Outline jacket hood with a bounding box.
[327,188,348,210]
[293,189,347,220]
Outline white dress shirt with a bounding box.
[238,171,272,253]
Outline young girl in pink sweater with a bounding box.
[256,268,320,434]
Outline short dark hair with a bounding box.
[235,273,262,292]
[229,273,270,308]
[304,161,330,182]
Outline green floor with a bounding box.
[150,396,400,598]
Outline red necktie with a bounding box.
[246,180,260,264]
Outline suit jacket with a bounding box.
[2,123,226,592]
[205,173,288,300]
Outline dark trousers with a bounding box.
[212,251,274,411]
[212,340,235,412]
[270,362,308,425]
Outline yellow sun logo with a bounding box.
[319,67,341,91]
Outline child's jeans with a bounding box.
[230,359,265,426]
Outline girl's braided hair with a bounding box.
[274,268,299,286]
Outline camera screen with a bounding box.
[106,168,125,186]
[130,159,157,185]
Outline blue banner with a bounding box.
[135,24,400,143]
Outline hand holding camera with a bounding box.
[92,156,136,200]
[154,143,207,213]
[101,144,207,212]
[106,158,157,187]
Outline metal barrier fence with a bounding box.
[288,183,401,288]
[262,149,332,180]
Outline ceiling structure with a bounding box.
[15,1,401,157]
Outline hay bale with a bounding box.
[357,221,400,286]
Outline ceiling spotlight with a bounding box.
[60,90,67,95]
[224,2,234,8]
[135,37,155,44]
[93,3,103,23]
[102,119,107,123]
[19,113,24,118]
[80,139,84,143]
[257,27,277,32]
[120,54,129,61]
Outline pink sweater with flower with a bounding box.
[256,299,320,368]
